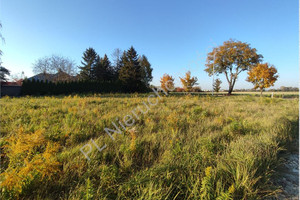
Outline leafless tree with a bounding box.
[33,55,77,81]
[111,48,122,67]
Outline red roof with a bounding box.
[1,80,23,86]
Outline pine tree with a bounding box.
[119,46,144,92]
[93,54,114,82]
[79,48,97,80]
[0,66,10,82]
[100,54,114,81]
[93,55,103,81]
[139,55,153,86]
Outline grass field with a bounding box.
[175,91,299,98]
[0,94,298,199]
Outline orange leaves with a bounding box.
[204,39,263,94]
[160,74,175,92]
[247,63,278,92]
[0,128,60,196]
[179,71,198,92]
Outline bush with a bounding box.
[0,128,60,199]
[192,86,202,92]
[175,87,185,92]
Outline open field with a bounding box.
[0,94,299,199]
[174,91,299,98]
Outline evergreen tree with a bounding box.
[93,54,114,82]
[79,48,97,80]
[100,54,114,81]
[0,66,10,82]
[119,46,144,92]
[139,55,153,86]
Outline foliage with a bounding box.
[21,79,151,95]
[160,74,175,92]
[139,55,153,86]
[213,79,222,93]
[175,87,185,92]
[200,166,215,199]
[0,66,10,82]
[0,128,60,198]
[84,178,94,200]
[247,63,278,96]
[179,71,198,92]
[119,46,151,92]
[93,54,114,82]
[191,86,202,92]
[79,48,98,80]
[205,39,262,94]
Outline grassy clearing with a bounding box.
[0,94,298,199]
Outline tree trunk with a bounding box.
[227,79,236,95]
[228,86,233,95]
[260,89,263,97]
[226,74,237,96]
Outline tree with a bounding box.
[139,55,153,86]
[111,48,122,79]
[160,74,175,92]
[205,39,262,95]
[0,22,4,58]
[10,72,25,85]
[0,22,6,76]
[247,63,278,96]
[0,66,10,82]
[119,46,144,92]
[79,48,97,80]
[33,55,76,81]
[213,78,222,93]
[93,54,114,81]
[179,71,198,92]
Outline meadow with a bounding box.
[0,94,298,199]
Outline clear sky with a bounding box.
[1,0,298,90]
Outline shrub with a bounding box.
[0,128,60,198]
[192,86,202,92]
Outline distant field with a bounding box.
[0,94,298,199]
[172,91,299,98]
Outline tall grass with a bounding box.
[0,94,298,199]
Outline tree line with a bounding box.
[21,46,153,95]
[78,46,152,92]
[4,39,283,96]
[160,39,279,96]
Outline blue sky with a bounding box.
[1,0,298,90]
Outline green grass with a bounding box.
[0,94,298,199]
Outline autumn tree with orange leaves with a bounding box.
[160,74,175,92]
[179,71,198,92]
[205,39,262,95]
[247,63,278,96]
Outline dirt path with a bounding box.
[270,141,299,199]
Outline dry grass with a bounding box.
[0,94,298,199]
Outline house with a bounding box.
[27,70,77,82]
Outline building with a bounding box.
[27,70,77,82]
